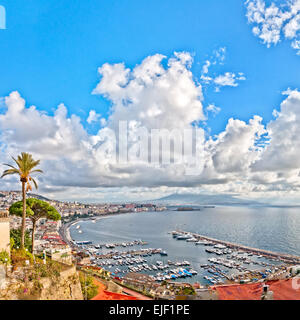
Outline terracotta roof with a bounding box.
[91,278,137,300]
[213,279,300,300]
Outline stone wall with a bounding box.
[38,265,83,300]
[0,217,10,255]
[0,265,83,300]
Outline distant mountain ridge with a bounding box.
[154,193,263,206]
[27,193,52,201]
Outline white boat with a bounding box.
[186,238,198,242]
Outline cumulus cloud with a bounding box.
[210,116,266,173]
[93,52,205,130]
[87,110,101,124]
[199,48,245,90]
[252,89,300,172]
[213,72,246,89]
[1,52,300,201]
[245,0,300,53]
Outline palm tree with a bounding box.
[1,153,43,249]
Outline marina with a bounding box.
[173,230,300,264]
[68,207,300,285]
[70,228,299,285]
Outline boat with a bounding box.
[189,269,198,275]
[76,240,92,245]
[214,244,227,249]
[176,235,191,240]
[160,251,168,256]
[186,238,198,242]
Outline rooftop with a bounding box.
[213,279,300,300]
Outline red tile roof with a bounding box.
[213,279,300,300]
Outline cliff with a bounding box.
[0,264,83,300]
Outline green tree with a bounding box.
[79,273,99,300]
[9,198,61,253]
[10,229,32,251]
[1,153,43,249]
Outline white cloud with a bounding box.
[210,116,266,174]
[291,39,300,54]
[214,72,246,89]
[206,104,221,115]
[87,110,101,124]
[202,60,211,74]
[213,47,226,63]
[200,48,245,90]
[100,118,107,127]
[2,53,300,201]
[94,52,205,130]
[251,89,300,172]
[245,0,300,53]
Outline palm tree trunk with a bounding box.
[21,181,26,249]
[32,219,36,254]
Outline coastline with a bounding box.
[60,211,136,247]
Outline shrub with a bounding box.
[79,272,98,300]
[10,229,32,252]
[0,250,11,265]
[11,249,34,267]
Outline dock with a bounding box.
[176,230,300,264]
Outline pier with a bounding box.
[176,230,300,264]
[92,248,161,260]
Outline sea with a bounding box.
[69,205,300,284]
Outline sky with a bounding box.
[1,0,300,203]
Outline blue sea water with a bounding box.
[70,206,300,283]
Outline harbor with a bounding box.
[67,222,299,286]
[174,230,300,264]
[171,230,300,285]
[65,207,300,286]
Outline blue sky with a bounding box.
[0,0,298,134]
[2,0,300,202]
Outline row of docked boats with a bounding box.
[203,275,224,285]
[171,231,214,245]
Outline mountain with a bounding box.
[27,193,52,201]
[153,193,263,206]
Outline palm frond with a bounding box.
[3,153,43,181]
[30,177,38,190]
[12,156,21,169]
[3,163,18,170]
[1,168,19,178]
[30,169,43,174]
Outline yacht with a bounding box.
[176,235,191,240]
[186,238,198,242]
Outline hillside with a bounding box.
[154,193,263,206]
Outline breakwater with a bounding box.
[177,230,300,264]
